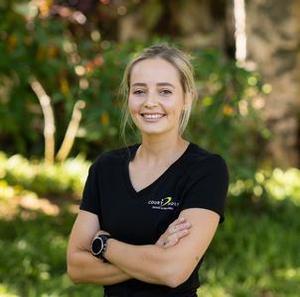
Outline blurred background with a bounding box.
[0,0,299,296]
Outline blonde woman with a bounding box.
[67,43,229,297]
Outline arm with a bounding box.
[67,210,191,285]
[104,208,220,288]
[67,210,131,285]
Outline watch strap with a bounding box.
[99,234,112,262]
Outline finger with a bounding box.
[166,229,189,243]
[157,236,168,247]
[168,217,186,229]
[155,238,164,247]
[163,236,178,248]
[168,225,178,235]
[168,222,191,235]
[174,222,192,232]
[168,223,180,234]
[175,216,185,223]
[163,241,172,248]
[177,216,186,223]
[163,230,190,248]
[176,229,190,239]
[166,233,181,247]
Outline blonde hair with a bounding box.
[119,43,197,145]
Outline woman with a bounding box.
[67,43,229,297]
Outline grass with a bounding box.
[0,194,299,297]
[0,199,104,297]
[1,153,299,296]
[200,198,300,297]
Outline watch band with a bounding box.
[91,234,112,262]
[99,234,112,263]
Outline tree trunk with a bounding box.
[247,0,300,168]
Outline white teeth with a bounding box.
[142,114,164,119]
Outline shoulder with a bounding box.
[89,145,134,170]
[185,143,229,179]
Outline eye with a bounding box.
[160,89,172,95]
[133,89,146,95]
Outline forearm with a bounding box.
[67,249,132,285]
[105,239,173,287]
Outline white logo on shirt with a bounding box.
[147,196,179,210]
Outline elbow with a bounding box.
[165,275,187,289]
[153,249,191,287]
[67,263,81,284]
[164,267,190,288]
[158,253,190,288]
[67,254,83,284]
[67,269,78,284]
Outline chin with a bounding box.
[139,125,174,136]
[139,128,165,135]
[133,116,176,135]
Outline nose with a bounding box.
[144,92,158,107]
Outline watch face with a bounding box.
[92,237,104,256]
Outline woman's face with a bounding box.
[128,58,185,136]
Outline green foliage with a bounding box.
[4,149,300,208]
[0,208,105,297]
[229,167,300,207]
[186,49,271,182]
[0,154,300,296]
[0,2,297,296]
[263,168,300,205]
[200,200,300,297]
[0,2,270,184]
[0,196,299,296]
[0,151,90,197]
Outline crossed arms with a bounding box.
[67,208,219,288]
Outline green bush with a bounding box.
[0,151,90,197]
[229,167,300,207]
[0,2,270,185]
[188,49,271,182]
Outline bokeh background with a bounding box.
[0,1,299,296]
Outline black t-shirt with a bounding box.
[80,142,229,297]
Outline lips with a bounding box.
[140,113,166,121]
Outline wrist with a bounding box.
[91,233,112,263]
[102,237,113,261]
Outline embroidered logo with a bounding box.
[148,196,179,210]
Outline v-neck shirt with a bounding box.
[123,142,193,198]
[79,141,229,297]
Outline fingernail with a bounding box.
[180,217,185,221]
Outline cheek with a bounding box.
[128,97,141,114]
[163,97,184,113]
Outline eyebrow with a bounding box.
[131,82,175,89]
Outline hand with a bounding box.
[155,217,192,249]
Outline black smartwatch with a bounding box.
[91,234,112,262]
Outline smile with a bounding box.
[140,113,166,121]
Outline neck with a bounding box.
[136,133,189,165]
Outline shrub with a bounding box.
[1,151,90,197]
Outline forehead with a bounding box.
[130,58,180,86]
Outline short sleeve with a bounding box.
[180,154,229,224]
[79,162,101,215]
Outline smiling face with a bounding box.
[128,58,186,137]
